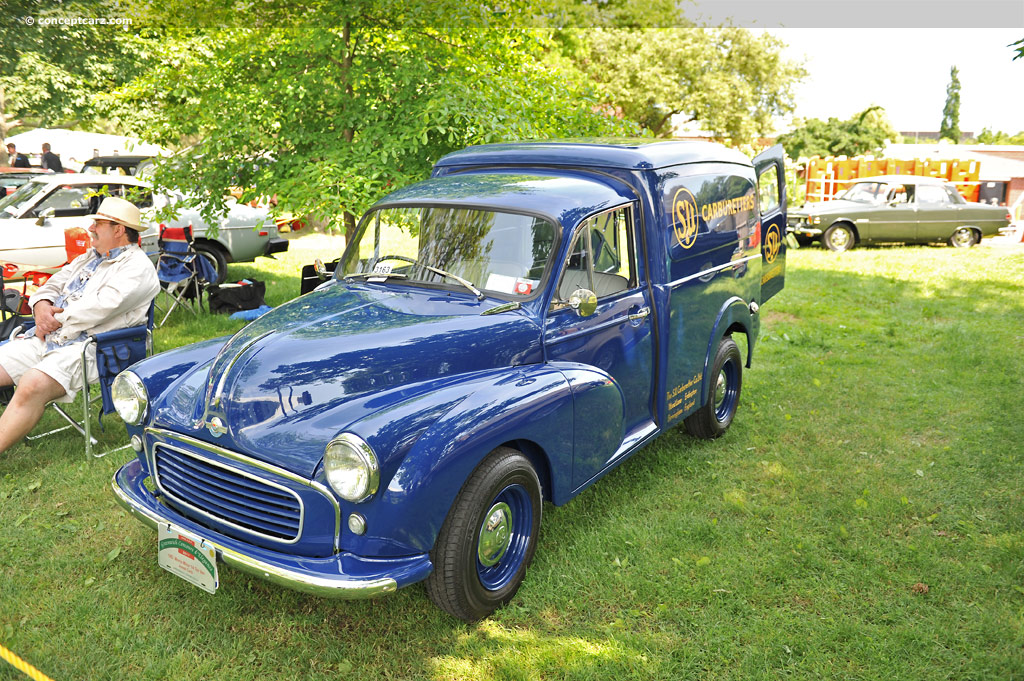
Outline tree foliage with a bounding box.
[0,0,157,139]
[116,0,633,238]
[776,106,900,160]
[564,28,805,141]
[939,66,961,143]
[977,127,1024,145]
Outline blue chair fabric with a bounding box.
[0,301,155,457]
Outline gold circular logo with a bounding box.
[764,223,781,264]
[672,187,699,250]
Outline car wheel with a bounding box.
[823,223,855,252]
[425,447,542,622]
[949,227,978,248]
[194,243,228,285]
[684,336,742,440]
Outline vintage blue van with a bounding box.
[111,140,788,621]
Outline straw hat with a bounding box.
[87,196,142,230]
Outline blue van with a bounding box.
[112,140,787,621]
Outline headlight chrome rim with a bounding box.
[111,371,148,425]
[324,433,379,503]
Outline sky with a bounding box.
[765,29,1024,136]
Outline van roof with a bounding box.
[374,172,636,228]
[435,139,752,171]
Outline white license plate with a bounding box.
[158,523,219,594]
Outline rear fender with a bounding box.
[699,297,753,406]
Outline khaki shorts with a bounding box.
[0,335,98,403]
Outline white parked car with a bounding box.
[0,175,287,284]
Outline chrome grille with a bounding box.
[154,444,302,542]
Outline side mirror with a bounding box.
[313,258,328,280]
[568,288,598,318]
[35,207,56,226]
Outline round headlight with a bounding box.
[324,434,380,503]
[111,371,148,425]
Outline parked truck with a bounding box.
[111,140,788,621]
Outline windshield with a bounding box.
[839,182,885,203]
[340,206,557,299]
[0,181,47,219]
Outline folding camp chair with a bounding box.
[155,225,217,326]
[2,302,155,458]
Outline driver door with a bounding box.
[544,204,656,489]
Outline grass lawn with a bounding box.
[1,237,1022,680]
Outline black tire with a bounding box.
[425,447,542,622]
[948,227,978,248]
[684,336,742,440]
[822,223,855,252]
[194,242,228,285]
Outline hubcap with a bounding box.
[475,483,534,592]
[714,371,727,411]
[714,359,739,423]
[477,502,512,567]
[830,228,850,249]
[953,229,973,246]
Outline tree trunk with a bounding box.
[344,211,357,245]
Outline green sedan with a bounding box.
[788,175,1011,252]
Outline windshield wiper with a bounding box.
[345,272,408,281]
[421,264,484,301]
[372,254,484,301]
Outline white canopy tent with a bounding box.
[4,129,167,170]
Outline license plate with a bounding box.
[158,523,219,594]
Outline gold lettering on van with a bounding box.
[764,223,781,264]
[672,187,699,249]
[700,194,756,222]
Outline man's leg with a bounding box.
[0,368,67,455]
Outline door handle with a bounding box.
[628,306,650,324]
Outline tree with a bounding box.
[116,0,633,240]
[565,28,806,141]
[0,0,158,140]
[939,66,961,143]
[1013,37,1023,60]
[977,128,1024,145]
[776,106,900,159]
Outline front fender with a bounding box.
[343,364,574,558]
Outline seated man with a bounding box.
[0,197,159,455]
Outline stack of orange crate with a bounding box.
[804,155,980,202]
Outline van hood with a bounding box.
[150,283,542,477]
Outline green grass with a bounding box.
[1,238,1022,680]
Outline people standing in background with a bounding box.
[40,143,63,173]
[6,143,29,168]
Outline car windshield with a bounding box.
[339,206,557,299]
[0,181,46,219]
[839,182,885,203]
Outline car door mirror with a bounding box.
[568,288,598,318]
[35,207,56,225]
[314,258,328,280]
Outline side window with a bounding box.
[34,185,92,216]
[758,166,780,214]
[917,185,950,205]
[886,184,913,204]
[555,205,635,303]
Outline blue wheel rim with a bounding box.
[714,358,739,423]
[476,483,533,591]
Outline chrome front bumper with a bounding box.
[112,458,432,599]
